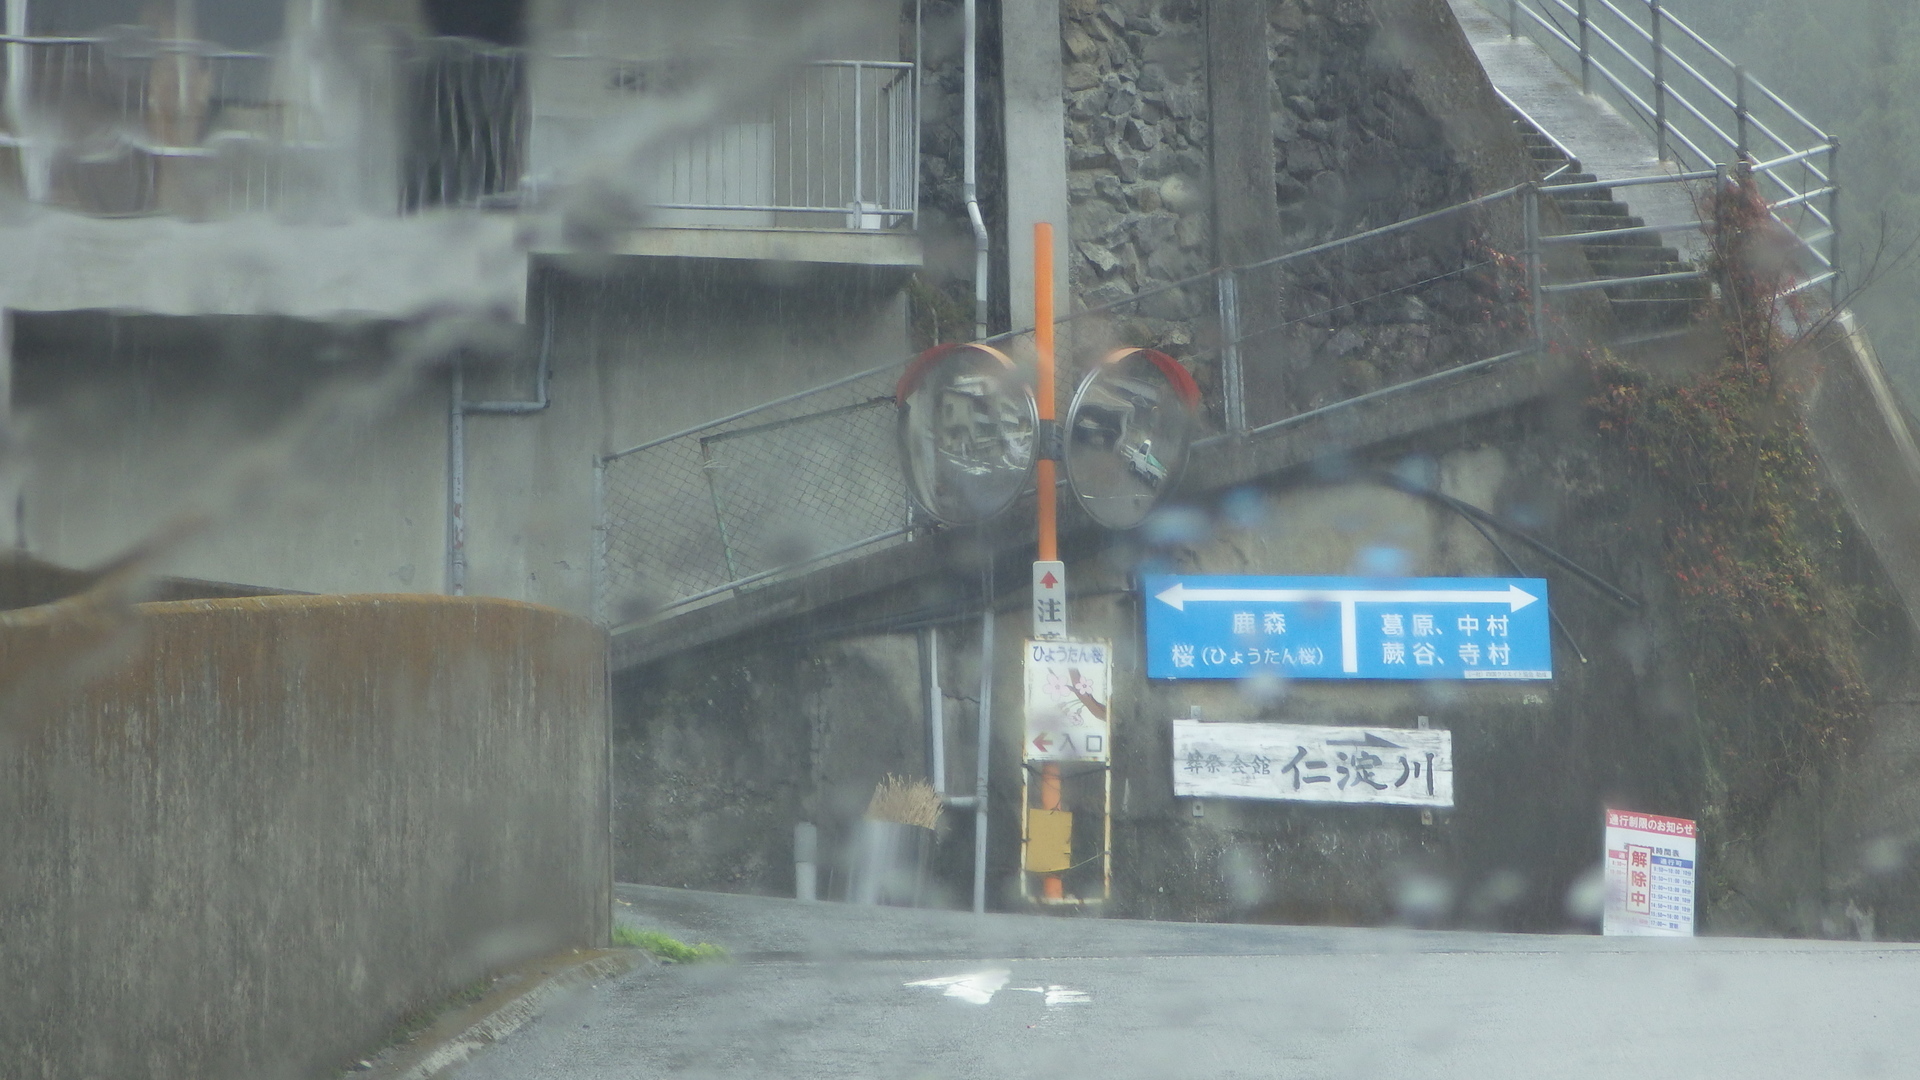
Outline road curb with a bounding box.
[357,948,648,1080]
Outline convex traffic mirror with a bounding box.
[1062,347,1200,529]
[896,343,1038,525]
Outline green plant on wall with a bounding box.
[1588,170,1870,912]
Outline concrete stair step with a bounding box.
[1562,214,1645,232]
[1552,199,1630,217]
[1585,248,1686,267]
[1602,278,1712,301]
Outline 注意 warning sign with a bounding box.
[1171,720,1453,807]
[1604,809,1696,936]
[1032,561,1067,640]
[1023,639,1110,762]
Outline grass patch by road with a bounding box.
[613,925,728,963]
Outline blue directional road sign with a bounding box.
[1144,575,1552,680]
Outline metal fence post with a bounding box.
[591,457,607,626]
[698,440,741,585]
[1577,0,1590,93]
[852,63,864,218]
[1216,269,1246,435]
[1828,136,1842,300]
[1650,0,1667,161]
[1734,65,1748,161]
[1524,184,1545,348]
[1509,0,1520,38]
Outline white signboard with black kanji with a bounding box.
[1171,720,1452,807]
[1604,809,1696,937]
[1023,639,1111,762]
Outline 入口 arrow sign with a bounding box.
[1032,733,1053,753]
[1154,581,1539,674]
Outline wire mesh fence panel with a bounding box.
[598,364,912,624]
[598,434,732,626]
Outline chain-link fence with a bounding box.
[595,363,916,625]
[597,158,1840,625]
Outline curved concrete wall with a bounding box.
[0,593,608,1080]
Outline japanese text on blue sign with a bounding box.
[1143,575,1552,680]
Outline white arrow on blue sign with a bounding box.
[1144,574,1552,680]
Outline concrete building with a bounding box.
[0,0,925,610]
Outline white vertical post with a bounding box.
[851,63,863,220]
[794,822,818,901]
[1734,65,1748,160]
[1650,0,1667,162]
[1827,137,1841,299]
[1577,0,1590,93]
[1524,184,1545,348]
[5,0,28,135]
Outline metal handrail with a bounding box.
[597,158,1849,621]
[1490,0,1838,281]
[1493,84,1581,179]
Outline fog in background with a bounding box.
[1661,0,1920,406]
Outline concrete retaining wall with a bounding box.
[0,593,609,1080]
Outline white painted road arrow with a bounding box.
[1154,582,1539,673]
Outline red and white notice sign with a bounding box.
[1604,809,1697,937]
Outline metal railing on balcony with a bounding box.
[3,32,915,228]
[1,33,282,212]
[638,60,918,229]
[1496,0,1839,287]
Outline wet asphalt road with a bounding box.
[452,884,1919,1079]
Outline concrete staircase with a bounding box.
[1509,108,1708,332]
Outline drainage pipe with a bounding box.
[963,0,989,339]
[5,1,28,135]
[925,626,947,799]
[446,283,555,594]
[968,602,994,913]
[448,365,467,593]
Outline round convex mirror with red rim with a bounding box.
[1062,347,1201,529]
[895,343,1039,526]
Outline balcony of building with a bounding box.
[0,8,920,320]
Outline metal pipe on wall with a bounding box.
[970,601,994,914]
[446,281,555,595]
[963,0,989,339]
[925,626,947,799]
[5,0,28,132]
[447,364,467,594]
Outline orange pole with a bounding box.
[1034,223,1058,563]
[1036,223,1063,902]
